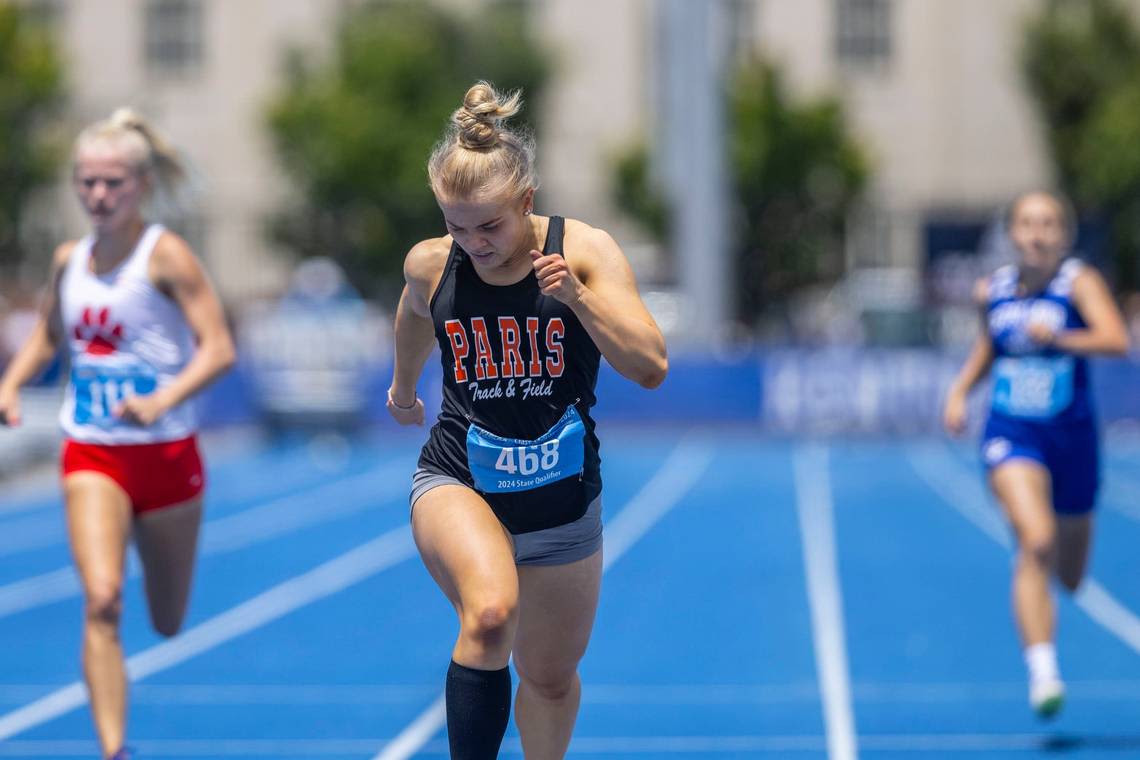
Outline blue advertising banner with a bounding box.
[196,347,1140,435]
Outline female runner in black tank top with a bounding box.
[418,214,604,534]
[387,82,667,759]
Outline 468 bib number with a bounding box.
[495,440,561,476]
[466,405,585,494]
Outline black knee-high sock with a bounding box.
[445,660,511,759]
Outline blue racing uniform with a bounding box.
[981,259,1099,514]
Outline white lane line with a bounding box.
[370,436,716,760]
[0,568,77,619]
[0,447,411,553]
[907,443,1140,658]
[0,427,266,522]
[199,457,415,553]
[0,526,417,741]
[792,444,858,760]
[0,457,415,620]
[905,445,1010,547]
[370,695,447,760]
[0,457,332,555]
[602,438,715,569]
[1073,579,1140,655]
[2,732,1122,756]
[8,678,1140,707]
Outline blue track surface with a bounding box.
[1,427,1139,758]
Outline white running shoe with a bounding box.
[1029,677,1065,719]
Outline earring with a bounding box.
[523,209,532,216]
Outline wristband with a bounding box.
[389,389,418,410]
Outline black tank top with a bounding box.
[418,216,603,533]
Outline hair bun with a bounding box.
[453,81,521,150]
[428,80,537,202]
[109,107,145,132]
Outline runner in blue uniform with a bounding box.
[943,191,1129,718]
[387,82,668,759]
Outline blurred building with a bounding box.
[746,0,1140,345]
[21,0,653,303]
[752,0,1049,271]
[23,0,344,301]
[19,0,1140,304]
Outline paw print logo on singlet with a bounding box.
[74,307,124,355]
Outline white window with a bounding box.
[836,0,891,69]
[144,0,203,75]
[21,0,66,31]
[845,204,892,270]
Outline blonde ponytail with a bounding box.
[107,107,186,191]
[75,108,192,219]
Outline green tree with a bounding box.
[1022,0,1140,289]
[728,59,868,323]
[265,0,550,298]
[0,3,65,273]
[610,57,868,325]
[610,144,668,245]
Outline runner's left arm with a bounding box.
[1038,268,1130,356]
[531,227,667,389]
[116,234,236,425]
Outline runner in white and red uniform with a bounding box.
[59,222,205,511]
[0,109,235,760]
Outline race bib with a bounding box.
[466,405,586,493]
[72,362,157,427]
[992,356,1074,419]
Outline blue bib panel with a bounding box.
[466,405,586,494]
[991,356,1075,419]
[72,360,158,427]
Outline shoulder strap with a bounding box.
[1044,257,1081,298]
[124,224,166,275]
[428,240,463,315]
[541,216,565,257]
[988,264,1017,302]
[67,235,94,276]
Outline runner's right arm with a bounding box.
[0,243,74,426]
[943,278,994,436]
[387,239,446,425]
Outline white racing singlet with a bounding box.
[59,224,198,444]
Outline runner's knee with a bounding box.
[1018,530,1056,568]
[85,580,122,629]
[461,598,517,650]
[515,658,578,701]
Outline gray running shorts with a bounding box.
[410,468,602,566]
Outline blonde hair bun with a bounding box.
[454,82,522,150]
[428,81,537,202]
